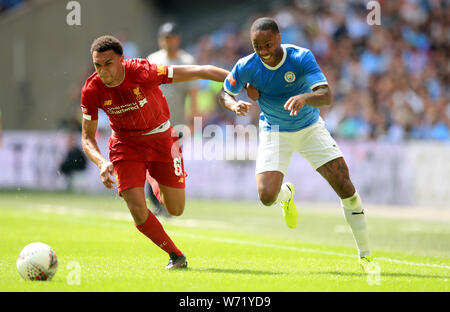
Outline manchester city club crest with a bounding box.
[284,71,296,83]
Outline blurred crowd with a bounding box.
[53,0,449,143]
[184,0,449,142]
[0,0,29,15]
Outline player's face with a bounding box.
[159,35,180,53]
[251,30,283,67]
[92,50,124,86]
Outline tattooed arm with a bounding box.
[284,85,332,116]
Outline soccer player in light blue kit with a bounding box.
[219,17,375,272]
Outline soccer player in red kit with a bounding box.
[81,35,229,269]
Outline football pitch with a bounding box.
[0,191,449,292]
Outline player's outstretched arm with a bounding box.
[284,85,332,116]
[172,65,229,83]
[81,118,115,189]
[218,88,252,117]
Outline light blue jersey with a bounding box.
[224,44,328,132]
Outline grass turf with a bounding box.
[0,191,449,292]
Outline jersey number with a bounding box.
[173,157,182,176]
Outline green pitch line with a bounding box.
[170,230,450,270]
[0,191,448,292]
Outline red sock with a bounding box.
[135,209,182,256]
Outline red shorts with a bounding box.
[109,127,186,195]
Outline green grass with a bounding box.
[0,191,449,292]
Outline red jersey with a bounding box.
[80,58,173,136]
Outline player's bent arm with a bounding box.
[218,88,252,117]
[305,85,333,107]
[81,118,107,168]
[284,85,333,116]
[219,88,237,112]
[81,118,115,189]
[172,65,229,83]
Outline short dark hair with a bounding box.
[90,35,123,56]
[250,17,280,34]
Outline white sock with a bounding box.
[341,191,371,258]
[273,183,291,206]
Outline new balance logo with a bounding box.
[138,98,148,107]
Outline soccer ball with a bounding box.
[16,242,58,281]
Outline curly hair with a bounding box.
[90,35,123,56]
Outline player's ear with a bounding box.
[276,32,281,44]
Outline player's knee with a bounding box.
[338,178,356,199]
[127,204,148,224]
[258,189,277,206]
[167,203,184,216]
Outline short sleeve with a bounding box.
[301,50,328,90]
[80,85,99,121]
[140,59,174,86]
[223,63,246,96]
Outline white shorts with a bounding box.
[255,117,343,175]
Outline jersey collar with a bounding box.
[260,45,286,71]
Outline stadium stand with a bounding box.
[182,0,449,142]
